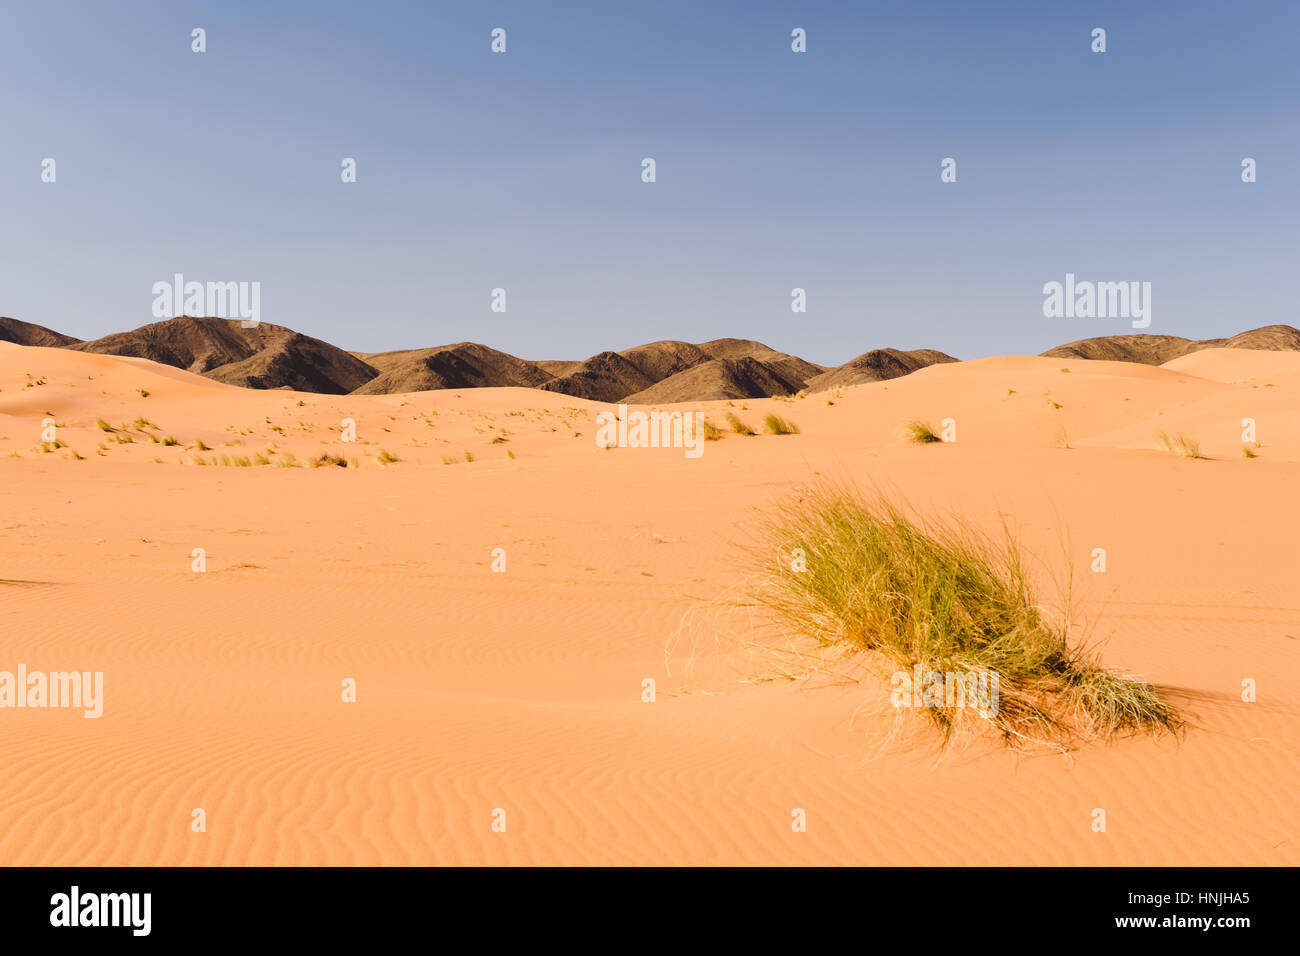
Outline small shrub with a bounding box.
[903,421,941,444]
[726,413,755,436]
[763,414,800,435]
[1158,432,1202,459]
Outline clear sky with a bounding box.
[2,1,1295,365]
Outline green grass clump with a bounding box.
[763,414,800,435]
[726,413,755,436]
[1158,432,1202,459]
[902,421,942,443]
[750,486,1181,748]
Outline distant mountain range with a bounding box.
[2,315,1297,402]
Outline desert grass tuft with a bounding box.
[750,485,1181,748]
[1242,445,1258,459]
[1158,431,1202,459]
[377,449,400,464]
[902,420,942,443]
[309,453,347,468]
[726,412,755,436]
[763,414,800,435]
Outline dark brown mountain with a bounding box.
[537,351,655,403]
[1040,333,1198,365]
[68,316,379,394]
[1040,325,1300,365]
[351,343,551,395]
[0,316,81,347]
[804,348,958,392]
[618,340,714,381]
[695,338,785,362]
[624,356,806,404]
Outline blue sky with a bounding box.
[1,1,1296,364]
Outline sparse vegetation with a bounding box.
[701,418,720,441]
[377,449,400,464]
[161,436,180,446]
[136,388,150,398]
[763,414,800,436]
[752,486,1182,748]
[96,419,115,432]
[903,421,941,444]
[309,453,348,468]
[726,413,755,436]
[1158,432,1202,459]
[1242,445,1258,459]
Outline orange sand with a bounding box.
[1,342,1296,865]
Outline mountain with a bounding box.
[537,351,655,403]
[0,316,81,347]
[66,316,378,394]
[1041,325,1300,365]
[804,348,958,392]
[351,343,552,395]
[624,356,806,403]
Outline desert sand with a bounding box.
[1,341,1296,865]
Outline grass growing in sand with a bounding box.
[309,453,348,468]
[377,449,400,464]
[751,486,1181,748]
[902,421,942,443]
[726,412,755,436]
[1158,432,1202,459]
[701,418,720,441]
[763,414,800,435]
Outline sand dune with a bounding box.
[1,342,1296,865]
